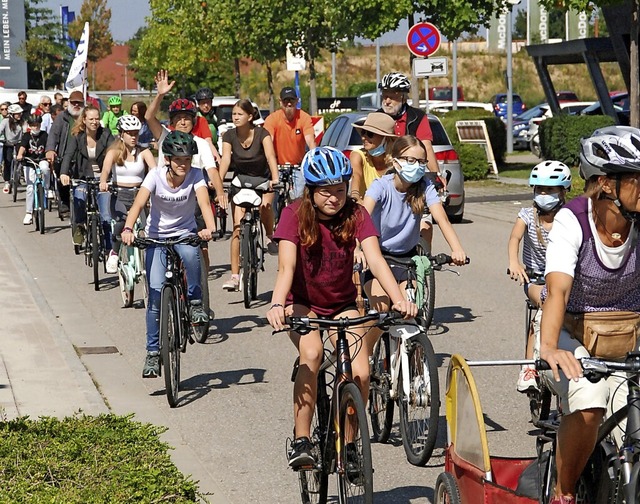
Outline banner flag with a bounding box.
[61,7,77,50]
[65,22,89,94]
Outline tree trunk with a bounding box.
[631,0,639,128]
[266,63,275,113]
[234,58,241,98]
[41,70,46,90]
[309,56,317,115]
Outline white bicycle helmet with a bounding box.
[529,160,572,189]
[580,132,640,179]
[379,72,411,92]
[117,115,142,132]
[7,104,22,115]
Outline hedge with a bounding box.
[539,114,615,166]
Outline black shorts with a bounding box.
[362,249,417,285]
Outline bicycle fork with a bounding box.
[388,324,429,405]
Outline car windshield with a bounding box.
[515,106,545,121]
[496,94,522,104]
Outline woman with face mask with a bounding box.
[361,135,466,352]
[349,112,397,201]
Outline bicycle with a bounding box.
[72,178,107,291]
[134,235,209,408]
[274,163,298,225]
[9,148,21,203]
[230,175,275,308]
[276,311,402,504]
[209,185,228,240]
[368,252,469,466]
[22,157,48,234]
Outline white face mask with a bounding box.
[534,192,561,212]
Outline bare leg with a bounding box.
[230,204,243,275]
[260,191,275,237]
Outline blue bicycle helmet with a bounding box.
[529,160,572,189]
[302,147,352,186]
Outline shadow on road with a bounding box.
[373,485,433,503]
[209,314,267,336]
[433,305,476,325]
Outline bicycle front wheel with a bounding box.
[416,238,436,329]
[192,252,210,344]
[160,287,180,408]
[36,183,45,234]
[399,332,439,466]
[91,214,100,291]
[241,222,253,309]
[218,209,227,239]
[369,333,394,443]
[337,381,373,504]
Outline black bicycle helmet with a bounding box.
[378,72,411,92]
[195,87,214,101]
[162,131,198,157]
[26,114,42,124]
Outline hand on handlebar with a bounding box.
[392,300,418,319]
[539,346,583,383]
[354,247,367,271]
[99,181,109,192]
[507,263,529,285]
[198,229,214,242]
[215,191,228,209]
[60,174,70,186]
[450,249,467,266]
[121,228,135,246]
[267,304,286,331]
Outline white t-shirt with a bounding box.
[545,197,636,277]
[142,165,206,238]
[157,126,215,171]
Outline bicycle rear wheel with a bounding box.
[160,287,180,408]
[36,183,45,234]
[12,160,19,203]
[337,381,373,504]
[416,238,436,329]
[91,214,100,291]
[241,222,253,309]
[192,252,210,344]
[399,332,439,466]
[369,333,394,443]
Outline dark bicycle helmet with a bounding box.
[169,98,197,120]
[108,96,122,106]
[26,114,43,124]
[302,147,352,186]
[195,87,214,101]
[379,72,411,92]
[162,130,198,157]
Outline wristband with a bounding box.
[271,303,283,309]
[123,227,133,233]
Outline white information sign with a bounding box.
[412,57,448,78]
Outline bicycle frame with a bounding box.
[387,323,427,401]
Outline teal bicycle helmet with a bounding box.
[302,147,352,186]
[162,131,197,157]
[529,160,572,189]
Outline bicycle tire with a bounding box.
[117,250,134,308]
[434,472,461,504]
[529,385,552,427]
[192,252,210,344]
[298,371,329,504]
[399,332,439,466]
[36,183,45,234]
[369,333,394,443]
[242,222,252,309]
[91,214,100,291]
[336,381,373,504]
[251,224,260,301]
[218,211,227,239]
[12,160,19,203]
[160,287,180,408]
[416,238,436,329]
[139,248,148,308]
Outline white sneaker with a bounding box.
[23,213,32,225]
[106,251,119,274]
[517,365,539,393]
[3,182,9,194]
[47,190,54,199]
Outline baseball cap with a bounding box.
[280,87,298,100]
[68,91,84,102]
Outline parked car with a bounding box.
[580,92,630,125]
[429,86,465,101]
[556,90,579,101]
[320,112,465,222]
[429,101,493,114]
[489,93,526,121]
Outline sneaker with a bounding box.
[549,496,576,504]
[266,240,279,256]
[189,299,209,325]
[58,202,69,215]
[22,213,32,225]
[288,437,315,468]
[142,351,160,378]
[106,251,119,274]
[47,190,54,199]
[72,224,85,246]
[345,442,364,485]
[222,275,240,291]
[2,182,9,194]
[517,365,539,393]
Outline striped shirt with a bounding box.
[518,207,548,274]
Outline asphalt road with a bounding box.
[0,185,538,504]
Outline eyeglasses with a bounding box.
[70,100,84,106]
[361,130,377,139]
[42,102,51,106]
[397,155,427,166]
[0,108,7,112]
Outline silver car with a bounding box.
[320,112,465,222]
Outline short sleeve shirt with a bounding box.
[141,165,206,238]
[157,126,216,171]
[191,115,213,141]
[222,127,271,178]
[365,174,439,254]
[273,201,378,316]
[264,109,314,165]
[20,132,48,162]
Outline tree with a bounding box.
[513,7,566,41]
[68,0,113,90]
[538,0,639,128]
[19,0,72,89]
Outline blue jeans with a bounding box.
[292,167,305,199]
[72,184,113,250]
[145,241,202,352]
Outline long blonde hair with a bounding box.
[71,105,100,136]
[389,135,428,215]
[106,137,138,166]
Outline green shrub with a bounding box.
[440,112,506,180]
[0,414,200,503]
[348,82,377,96]
[540,114,615,166]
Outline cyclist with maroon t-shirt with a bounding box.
[266,146,417,468]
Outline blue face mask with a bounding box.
[368,141,386,157]
[395,158,426,184]
[534,192,561,212]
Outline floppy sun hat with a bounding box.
[352,112,396,137]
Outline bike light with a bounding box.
[165,271,173,279]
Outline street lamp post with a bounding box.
[506,0,521,154]
[115,62,128,91]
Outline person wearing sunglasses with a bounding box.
[349,112,397,201]
[45,90,86,216]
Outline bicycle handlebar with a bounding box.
[134,235,205,249]
[507,267,545,285]
[272,310,405,335]
[384,253,470,268]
